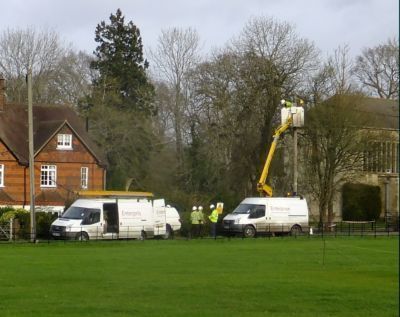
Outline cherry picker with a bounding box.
[256,99,304,197]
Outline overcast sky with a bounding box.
[0,0,398,59]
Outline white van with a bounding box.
[50,197,181,240]
[222,197,309,237]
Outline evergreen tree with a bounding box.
[91,8,154,114]
[82,9,156,189]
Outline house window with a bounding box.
[81,167,89,189]
[41,165,57,187]
[57,134,72,149]
[0,164,4,187]
[363,141,399,174]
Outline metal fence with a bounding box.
[220,220,399,239]
[0,223,173,242]
[0,220,398,243]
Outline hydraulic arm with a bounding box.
[256,117,293,197]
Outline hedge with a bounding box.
[342,183,381,221]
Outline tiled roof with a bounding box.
[357,97,399,130]
[36,190,66,204]
[0,103,107,167]
[0,190,15,204]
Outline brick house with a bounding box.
[0,78,107,212]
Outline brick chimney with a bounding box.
[0,78,5,111]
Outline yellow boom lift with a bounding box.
[256,99,304,197]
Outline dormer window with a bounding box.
[57,134,72,149]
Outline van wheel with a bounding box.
[290,225,302,236]
[76,232,89,241]
[243,225,256,238]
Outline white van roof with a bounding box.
[241,197,307,204]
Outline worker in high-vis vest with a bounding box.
[198,206,205,238]
[190,206,199,238]
[280,99,293,108]
[208,204,219,239]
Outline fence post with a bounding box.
[9,218,13,242]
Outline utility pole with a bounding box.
[293,127,298,195]
[27,69,36,242]
[290,97,304,196]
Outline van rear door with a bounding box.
[153,199,167,236]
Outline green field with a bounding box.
[0,237,398,317]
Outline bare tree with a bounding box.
[302,95,373,227]
[307,45,359,104]
[185,17,318,197]
[302,46,371,226]
[0,27,91,105]
[353,37,399,99]
[229,16,317,193]
[327,45,356,94]
[149,27,201,180]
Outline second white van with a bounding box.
[222,197,309,237]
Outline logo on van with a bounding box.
[121,210,141,218]
[271,206,290,212]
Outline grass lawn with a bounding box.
[0,237,398,317]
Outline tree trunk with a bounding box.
[327,199,335,228]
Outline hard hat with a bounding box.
[280,99,286,105]
[198,206,203,211]
[192,206,197,211]
[210,204,215,209]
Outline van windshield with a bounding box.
[232,204,264,214]
[61,206,100,220]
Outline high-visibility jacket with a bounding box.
[208,209,219,223]
[283,100,293,108]
[198,211,205,223]
[190,211,200,224]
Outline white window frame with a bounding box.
[81,167,89,189]
[0,164,4,187]
[57,134,72,150]
[41,165,57,188]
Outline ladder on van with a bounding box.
[77,190,154,199]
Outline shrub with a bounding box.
[36,212,58,238]
[0,206,17,219]
[0,208,29,223]
[342,183,381,221]
[0,208,58,239]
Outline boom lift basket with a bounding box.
[281,107,304,127]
